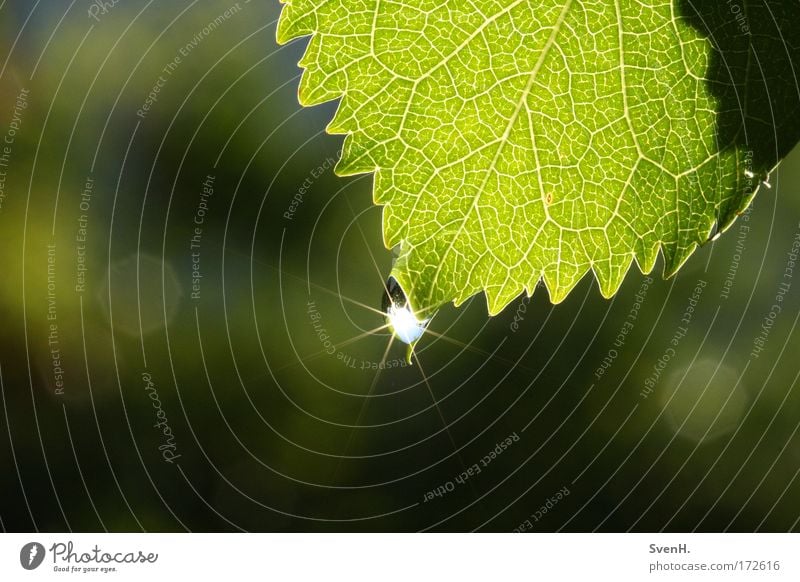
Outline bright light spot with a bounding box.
[98,254,182,337]
[660,359,748,444]
[386,304,427,344]
[744,170,754,179]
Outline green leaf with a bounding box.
[277,0,800,315]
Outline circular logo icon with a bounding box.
[19,542,45,570]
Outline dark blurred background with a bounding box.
[1,0,800,532]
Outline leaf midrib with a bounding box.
[423,0,575,307]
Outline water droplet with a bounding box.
[382,276,428,345]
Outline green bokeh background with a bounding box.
[1,1,800,532]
